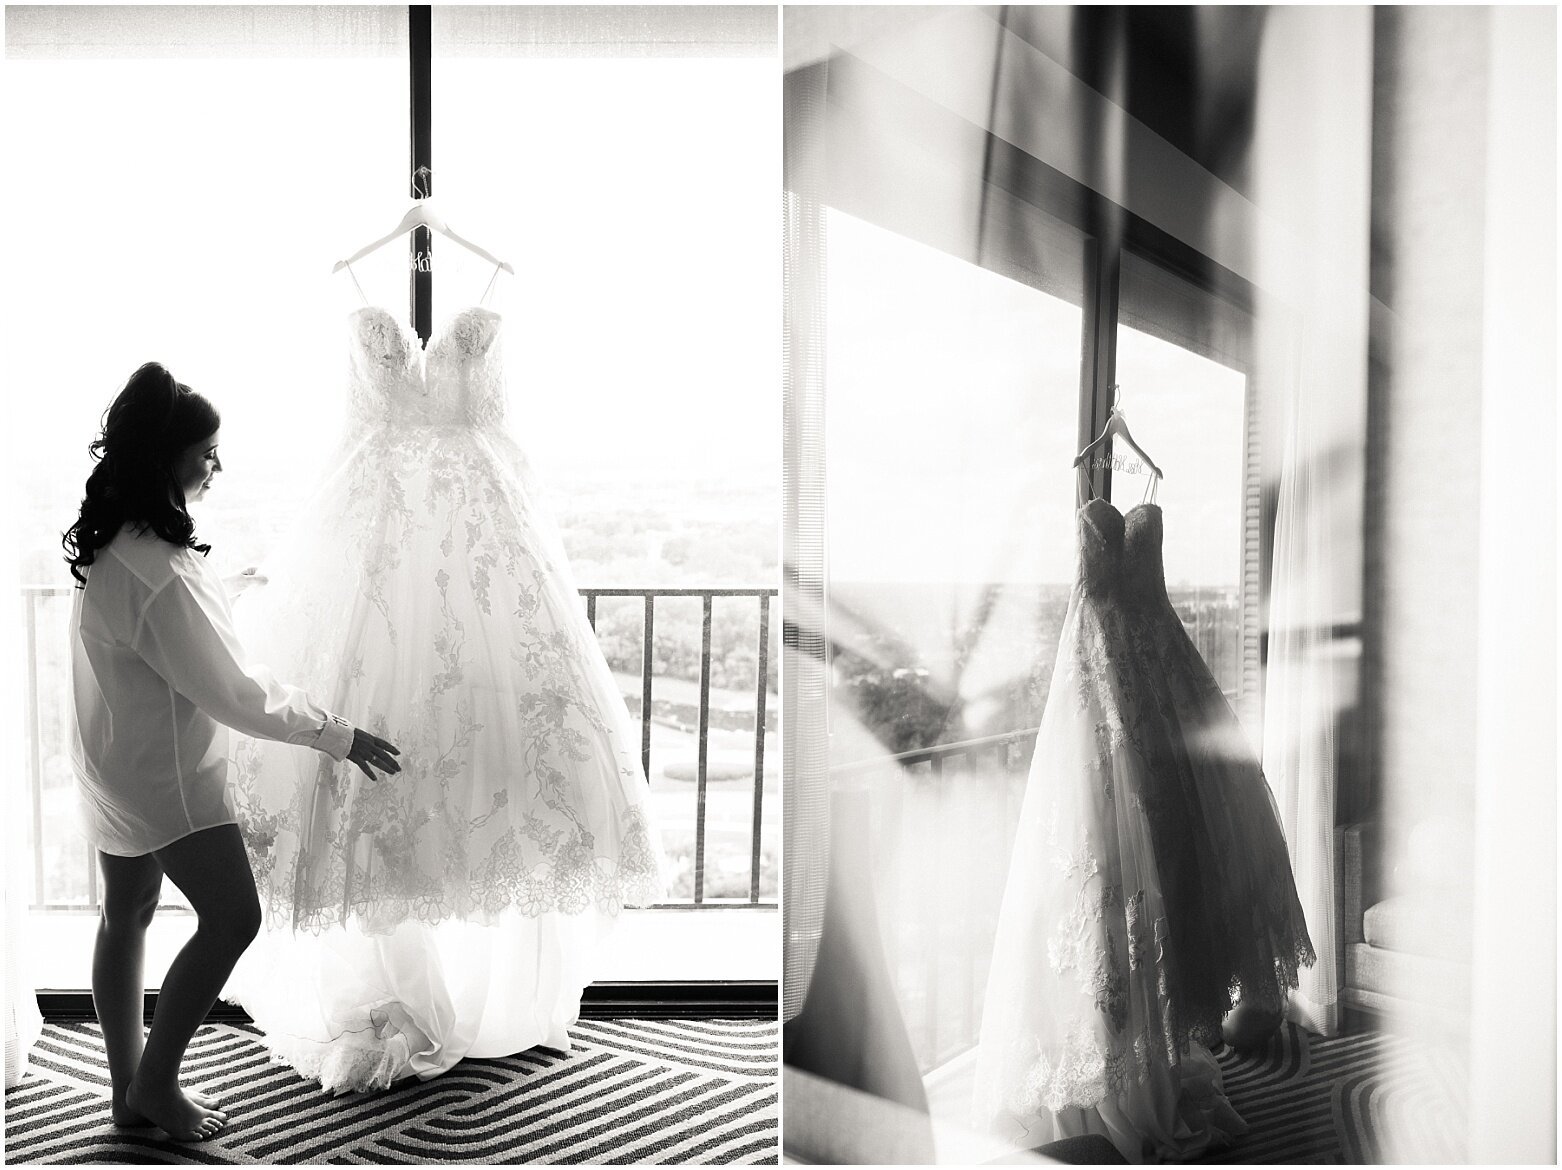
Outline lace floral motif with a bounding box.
[1124,890,1149,971]
[230,307,665,935]
[347,306,507,430]
[980,498,1316,1140]
[1012,1017,1158,1117]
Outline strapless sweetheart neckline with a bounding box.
[1080,496,1161,520]
[350,303,501,356]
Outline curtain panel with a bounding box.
[1251,5,1375,1039]
[781,61,829,1028]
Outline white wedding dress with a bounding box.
[974,495,1313,1161]
[224,304,665,1092]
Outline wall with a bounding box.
[1362,6,1489,855]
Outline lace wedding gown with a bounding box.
[974,496,1314,1162]
[224,305,665,1092]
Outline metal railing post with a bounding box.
[692,594,714,903]
[25,590,45,904]
[640,595,654,784]
[749,592,770,902]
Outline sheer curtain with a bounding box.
[780,50,932,1126]
[4,513,43,1086]
[3,889,43,1088]
[1260,376,1344,1037]
[1250,6,1374,1039]
[781,59,830,1028]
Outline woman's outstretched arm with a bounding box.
[130,556,385,770]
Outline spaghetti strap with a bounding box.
[479,262,503,308]
[344,262,371,309]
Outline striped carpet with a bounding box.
[5,1018,778,1165]
[1190,1021,1467,1164]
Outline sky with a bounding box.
[824,209,1247,589]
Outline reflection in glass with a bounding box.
[824,207,1087,1073]
[1113,255,1254,724]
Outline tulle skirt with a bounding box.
[974,586,1311,1161]
[225,421,665,1091]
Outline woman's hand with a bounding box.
[347,728,401,782]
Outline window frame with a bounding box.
[952,118,1271,716]
[812,46,1270,697]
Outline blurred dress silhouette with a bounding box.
[224,303,665,1092]
[975,480,1313,1161]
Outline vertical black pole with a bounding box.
[409,5,433,345]
[1084,236,1122,503]
[1072,6,1125,504]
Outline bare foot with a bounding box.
[184,1087,225,1114]
[112,1086,227,1126]
[122,1079,227,1141]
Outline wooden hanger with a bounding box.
[1073,384,1165,479]
[332,196,514,275]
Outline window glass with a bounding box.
[430,52,779,904]
[1114,251,1256,709]
[825,205,1088,1071]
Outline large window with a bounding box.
[824,203,1092,1074]
[5,5,778,986]
[816,137,1258,1090]
[826,208,1088,753]
[1114,249,1259,727]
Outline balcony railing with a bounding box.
[22,584,778,915]
[582,587,777,909]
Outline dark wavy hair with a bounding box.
[64,362,221,585]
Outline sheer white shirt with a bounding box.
[68,526,353,856]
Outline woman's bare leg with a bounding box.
[93,851,163,1124]
[126,825,259,1141]
[94,851,226,1127]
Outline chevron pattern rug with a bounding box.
[5,1018,778,1165]
[1189,1021,1467,1164]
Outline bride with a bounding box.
[225,268,665,1092]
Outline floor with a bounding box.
[5,1017,779,1165]
[923,1019,1467,1164]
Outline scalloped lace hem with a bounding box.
[261,860,666,937]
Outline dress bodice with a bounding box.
[1122,504,1168,603]
[1077,499,1169,602]
[1077,498,1125,598]
[347,306,505,429]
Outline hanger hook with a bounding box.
[412,165,433,200]
[1109,382,1122,413]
